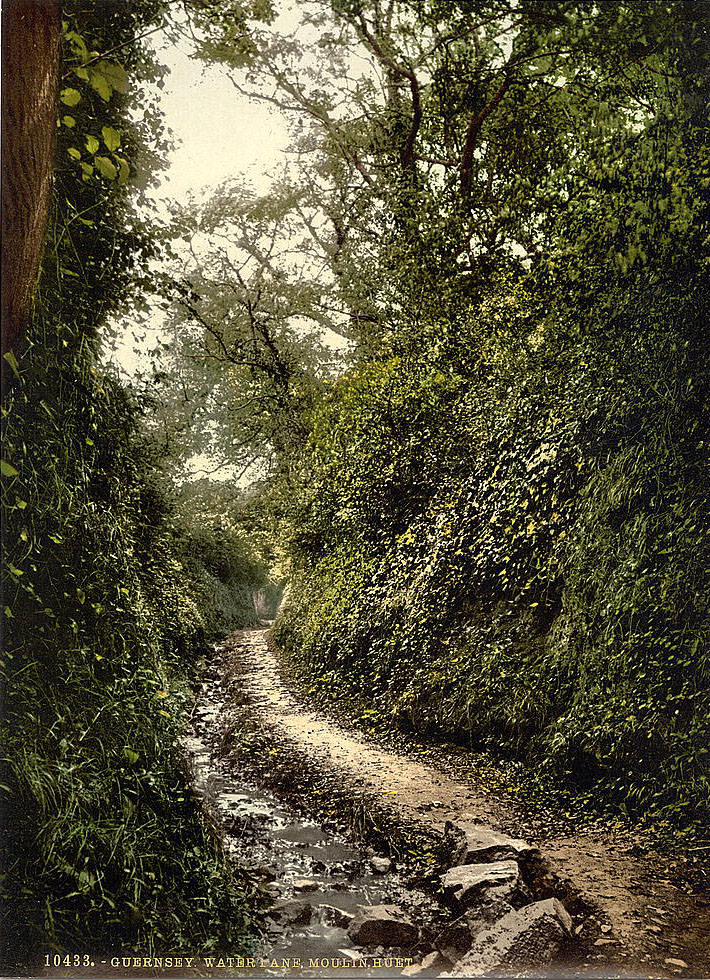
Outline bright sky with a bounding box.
[148,37,288,203]
[107,11,351,484]
[106,27,292,481]
[107,28,291,370]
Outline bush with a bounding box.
[1,327,261,969]
[276,272,710,831]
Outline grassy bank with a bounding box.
[1,323,266,970]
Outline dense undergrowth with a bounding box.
[276,294,710,832]
[0,1,265,968]
[1,339,263,967]
[275,68,710,836]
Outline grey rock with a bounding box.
[440,860,522,908]
[446,821,534,865]
[402,952,450,977]
[292,878,319,892]
[346,904,419,948]
[338,949,364,962]
[259,882,283,898]
[435,900,514,963]
[253,866,277,881]
[319,904,355,929]
[401,965,423,978]
[449,898,573,975]
[267,898,312,927]
[370,856,393,874]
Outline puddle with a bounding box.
[183,640,416,977]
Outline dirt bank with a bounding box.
[217,628,709,979]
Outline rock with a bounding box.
[267,899,312,927]
[252,866,277,881]
[446,821,534,865]
[258,882,283,898]
[402,965,423,977]
[435,901,513,963]
[347,904,419,948]
[421,951,450,971]
[339,949,364,962]
[449,898,573,975]
[370,856,393,874]
[440,861,523,909]
[293,878,319,892]
[403,952,452,977]
[319,904,355,929]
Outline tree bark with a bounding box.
[1,0,61,386]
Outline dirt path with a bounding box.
[222,628,709,979]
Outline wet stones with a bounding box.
[447,898,573,976]
[267,898,313,927]
[318,904,354,929]
[370,855,393,874]
[346,904,419,947]
[440,860,523,909]
[292,878,319,892]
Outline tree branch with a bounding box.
[460,71,514,197]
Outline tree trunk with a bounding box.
[1,0,61,386]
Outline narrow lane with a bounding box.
[214,628,710,979]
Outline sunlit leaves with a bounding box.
[94,60,129,95]
[117,157,130,184]
[94,155,118,180]
[60,87,81,106]
[101,126,121,152]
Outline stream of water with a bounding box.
[183,643,415,977]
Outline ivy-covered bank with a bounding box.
[276,296,709,833]
[0,1,264,969]
[1,349,264,968]
[275,38,710,836]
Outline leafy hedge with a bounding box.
[1,325,263,970]
[276,99,710,831]
[277,278,709,828]
[1,1,265,968]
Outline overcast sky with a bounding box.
[107,20,293,364]
[103,27,293,481]
[148,36,288,203]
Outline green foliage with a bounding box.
[1,1,264,968]
[275,23,710,834]
[184,0,707,339]
[1,333,260,968]
[174,520,268,638]
[278,291,709,829]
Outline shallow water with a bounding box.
[184,642,413,977]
